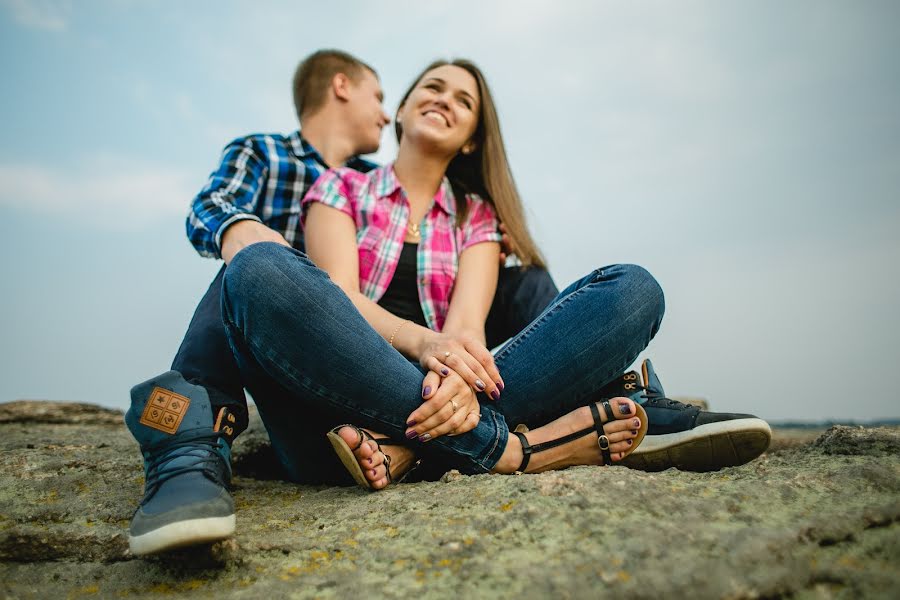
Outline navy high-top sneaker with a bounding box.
[603,360,771,472]
[126,371,236,555]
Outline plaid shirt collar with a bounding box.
[289,130,374,172]
[378,164,456,217]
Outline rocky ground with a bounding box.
[0,401,897,599]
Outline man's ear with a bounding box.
[332,73,352,102]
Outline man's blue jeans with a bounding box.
[221,243,664,484]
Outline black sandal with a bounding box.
[326,424,416,490]
[512,400,649,472]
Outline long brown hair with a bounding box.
[395,59,546,269]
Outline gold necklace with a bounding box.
[407,222,421,239]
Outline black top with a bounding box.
[377,243,428,327]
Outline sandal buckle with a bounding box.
[597,435,610,451]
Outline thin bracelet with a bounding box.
[389,320,410,348]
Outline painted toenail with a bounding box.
[619,403,631,415]
[441,368,449,376]
[422,386,431,398]
[405,430,417,440]
[633,419,640,427]
[632,430,638,435]
[627,440,633,445]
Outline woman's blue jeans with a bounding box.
[221,242,664,484]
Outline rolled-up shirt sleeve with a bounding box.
[186,138,269,258]
[460,194,502,251]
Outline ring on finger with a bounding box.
[444,351,452,359]
[450,399,459,412]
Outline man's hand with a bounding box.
[498,222,518,265]
[220,219,291,265]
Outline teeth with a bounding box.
[423,111,448,126]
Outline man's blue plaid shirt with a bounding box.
[187,130,377,258]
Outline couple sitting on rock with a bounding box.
[125,49,772,556]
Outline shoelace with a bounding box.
[635,382,695,410]
[141,430,227,505]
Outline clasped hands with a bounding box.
[403,332,504,443]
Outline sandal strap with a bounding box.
[591,402,612,465]
[514,401,616,473]
[514,431,533,472]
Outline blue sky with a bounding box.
[1,0,898,421]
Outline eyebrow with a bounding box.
[423,77,477,104]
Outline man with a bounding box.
[124,50,560,556]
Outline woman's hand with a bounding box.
[418,332,503,401]
[406,371,481,441]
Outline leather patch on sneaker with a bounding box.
[140,387,190,434]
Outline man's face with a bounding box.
[346,69,390,155]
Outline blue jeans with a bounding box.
[221,243,664,484]
[171,252,558,439]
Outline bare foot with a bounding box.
[494,397,643,473]
[335,426,417,490]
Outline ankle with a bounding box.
[493,434,524,474]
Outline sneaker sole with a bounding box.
[128,514,236,556]
[620,418,771,472]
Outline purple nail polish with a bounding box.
[633,419,640,428]
[441,368,449,376]
[475,379,486,390]
[422,386,432,397]
[419,433,431,442]
[405,430,417,440]
[631,430,638,435]
[490,390,500,401]
[406,420,417,427]
[497,381,504,391]
[627,439,633,446]
[619,403,631,415]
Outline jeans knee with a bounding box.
[615,264,665,322]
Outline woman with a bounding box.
[221,60,663,489]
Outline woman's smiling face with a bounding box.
[397,64,481,156]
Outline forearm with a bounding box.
[220,219,290,265]
[441,315,487,346]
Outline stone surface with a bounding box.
[0,401,898,599]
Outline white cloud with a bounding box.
[0,157,197,228]
[2,0,71,31]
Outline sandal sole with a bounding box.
[326,430,376,490]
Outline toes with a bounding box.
[365,462,386,483]
[609,397,636,419]
[605,428,636,443]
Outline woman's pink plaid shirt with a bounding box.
[301,164,501,331]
